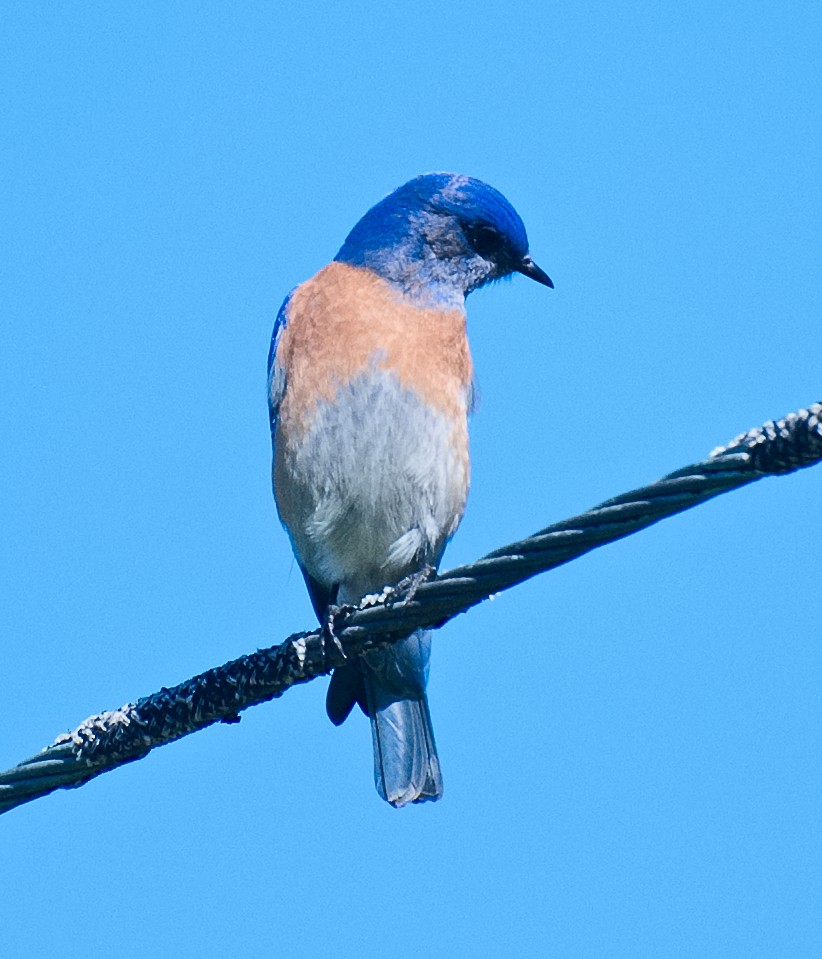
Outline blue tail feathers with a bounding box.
[327,630,443,806]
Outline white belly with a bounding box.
[274,368,469,598]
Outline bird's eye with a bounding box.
[464,222,505,257]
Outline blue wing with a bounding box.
[267,292,292,436]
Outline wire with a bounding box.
[1,402,819,816]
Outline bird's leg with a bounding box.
[362,565,437,608]
[391,564,437,606]
[322,565,436,664]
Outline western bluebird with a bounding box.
[268,173,551,806]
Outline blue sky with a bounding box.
[2,3,820,956]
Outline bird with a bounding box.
[268,173,552,807]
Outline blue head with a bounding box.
[334,173,552,308]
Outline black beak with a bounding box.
[517,255,554,289]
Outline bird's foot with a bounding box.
[391,564,437,606]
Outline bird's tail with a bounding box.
[328,628,442,807]
[364,652,442,807]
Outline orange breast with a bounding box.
[274,262,473,436]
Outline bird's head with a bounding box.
[334,173,552,308]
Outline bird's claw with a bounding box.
[391,564,436,606]
[322,603,357,665]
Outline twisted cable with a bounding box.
[1,402,819,815]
